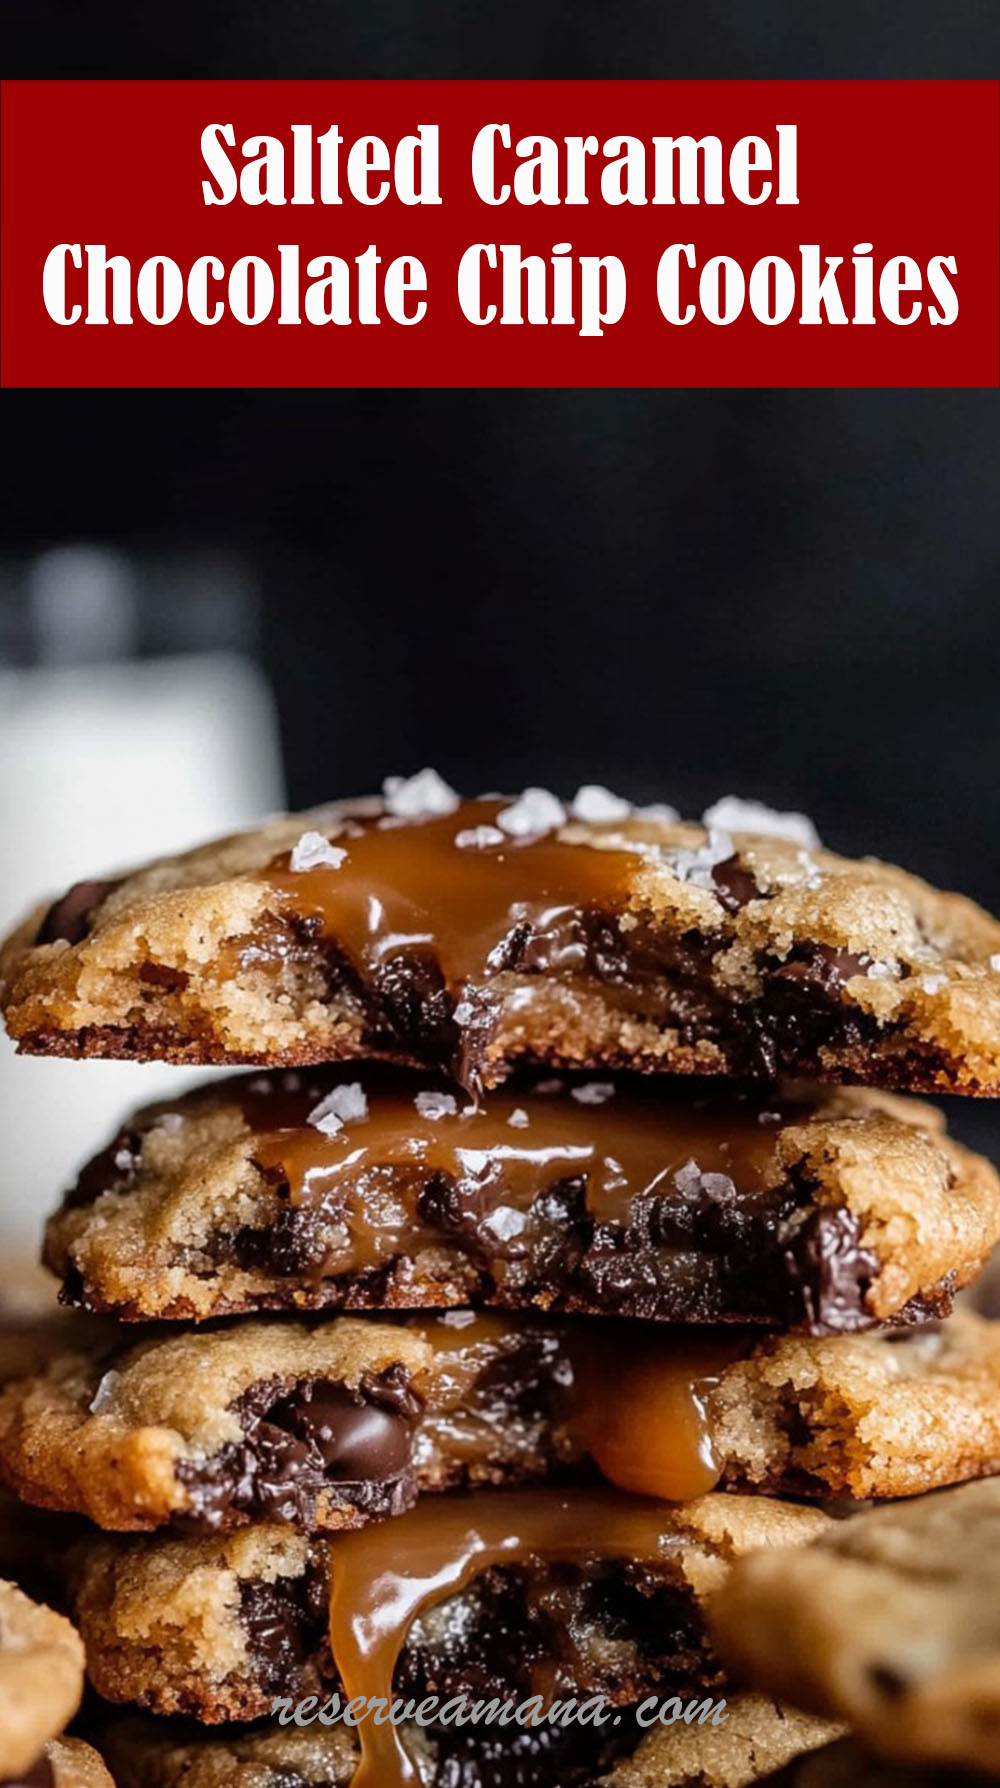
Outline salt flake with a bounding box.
[308,1083,368,1136]
[415,1090,458,1120]
[571,1081,616,1106]
[508,1108,530,1129]
[455,825,505,850]
[290,831,347,873]
[990,956,1000,973]
[383,768,459,819]
[571,785,632,824]
[482,1206,528,1243]
[920,974,948,995]
[668,827,736,891]
[89,1370,121,1415]
[497,788,567,837]
[702,796,820,850]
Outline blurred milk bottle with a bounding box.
[0,545,285,1254]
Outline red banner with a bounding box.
[2,79,997,388]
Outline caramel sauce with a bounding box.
[566,1327,747,1501]
[261,798,639,989]
[244,1070,783,1273]
[327,1487,685,1788]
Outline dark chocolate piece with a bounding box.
[36,879,122,947]
[176,1374,418,1532]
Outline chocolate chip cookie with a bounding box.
[5,1309,1000,1534]
[0,1580,85,1778]
[43,1068,999,1332]
[68,1489,828,1722]
[5,781,1000,1095]
[710,1478,1000,1775]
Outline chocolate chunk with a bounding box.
[772,944,872,995]
[781,1207,879,1333]
[711,855,761,914]
[239,1580,312,1688]
[276,1381,413,1480]
[434,1708,641,1788]
[36,878,122,946]
[232,1203,332,1277]
[176,1375,416,1531]
[64,1127,142,1209]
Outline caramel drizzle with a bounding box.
[327,1487,687,1788]
[260,797,641,989]
[244,1071,784,1269]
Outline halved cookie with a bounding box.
[43,1068,1000,1331]
[68,1489,828,1723]
[5,781,1000,1093]
[4,1311,1000,1534]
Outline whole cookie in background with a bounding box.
[710,1478,1000,1776]
[5,780,1000,1095]
[0,1579,97,1781]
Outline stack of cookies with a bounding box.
[3,772,1000,1788]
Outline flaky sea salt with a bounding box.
[383,768,459,818]
[702,796,820,850]
[634,801,680,824]
[571,1081,616,1105]
[89,1370,121,1415]
[415,1090,458,1120]
[290,830,347,872]
[570,785,632,824]
[508,1108,530,1129]
[867,961,895,981]
[534,1077,565,1095]
[455,825,505,850]
[796,848,824,891]
[153,1113,183,1136]
[482,1206,528,1243]
[114,1146,135,1172]
[307,1083,368,1136]
[496,788,567,837]
[668,827,736,890]
[920,974,948,995]
[991,956,1000,973]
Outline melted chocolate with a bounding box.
[36,878,122,946]
[781,1208,879,1334]
[177,1370,420,1531]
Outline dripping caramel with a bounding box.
[327,1486,691,1788]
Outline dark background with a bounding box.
[4,4,999,1162]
